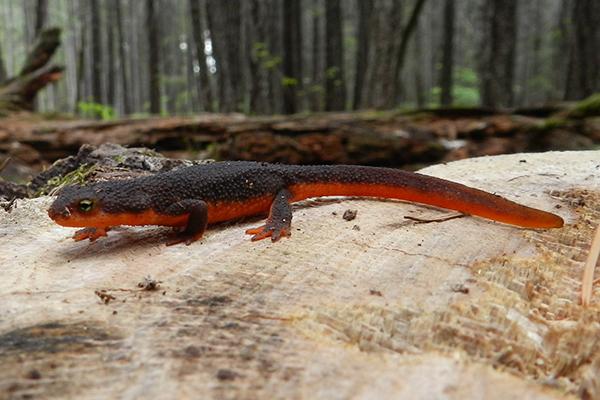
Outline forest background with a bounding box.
[1,0,598,120]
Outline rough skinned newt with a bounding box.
[48,161,564,245]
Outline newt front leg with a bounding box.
[165,199,209,246]
[73,227,110,242]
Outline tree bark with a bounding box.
[324,0,346,111]
[352,0,372,110]
[439,0,454,106]
[146,0,161,114]
[479,0,518,108]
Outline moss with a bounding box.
[34,163,96,197]
[533,117,570,132]
[567,93,600,119]
[38,111,76,120]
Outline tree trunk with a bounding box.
[206,1,230,112]
[265,0,283,114]
[114,0,131,115]
[34,0,48,37]
[90,0,103,105]
[189,0,215,112]
[74,1,87,110]
[552,0,571,101]
[439,0,454,106]
[282,0,302,114]
[324,0,346,111]
[310,0,323,111]
[352,0,372,110]
[564,0,600,100]
[107,4,116,110]
[0,40,7,83]
[479,0,518,108]
[414,25,425,108]
[390,0,427,108]
[379,0,403,108]
[224,1,244,112]
[246,0,269,114]
[146,0,161,114]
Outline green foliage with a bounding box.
[252,42,281,70]
[456,67,478,85]
[281,76,299,87]
[325,67,340,79]
[77,101,115,120]
[567,93,600,118]
[532,117,569,132]
[452,86,480,106]
[430,67,480,107]
[175,92,191,113]
[527,74,554,94]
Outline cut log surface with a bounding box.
[1,151,600,399]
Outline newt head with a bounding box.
[48,185,104,227]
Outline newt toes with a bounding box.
[47,161,564,245]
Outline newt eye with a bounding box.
[78,199,94,212]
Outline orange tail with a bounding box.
[288,178,563,229]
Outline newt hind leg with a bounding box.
[246,189,293,242]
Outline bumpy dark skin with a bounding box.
[48,161,564,245]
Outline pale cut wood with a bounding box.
[581,224,600,306]
[1,151,599,399]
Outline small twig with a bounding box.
[581,223,600,306]
[404,214,465,224]
[241,313,293,322]
[0,157,10,173]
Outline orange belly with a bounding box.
[53,196,275,228]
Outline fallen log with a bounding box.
[1,150,599,399]
[1,104,599,176]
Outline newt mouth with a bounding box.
[48,205,71,221]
